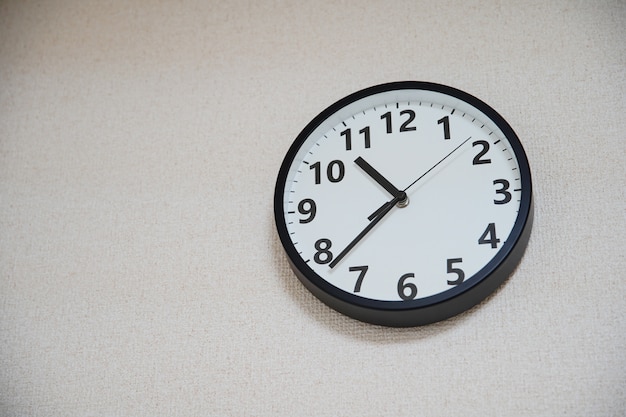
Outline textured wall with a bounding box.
[1,1,625,416]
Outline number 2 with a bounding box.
[472,140,491,165]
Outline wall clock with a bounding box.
[274,81,533,327]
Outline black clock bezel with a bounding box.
[274,81,533,327]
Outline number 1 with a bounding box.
[437,116,450,139]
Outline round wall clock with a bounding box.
[274,81,533,327]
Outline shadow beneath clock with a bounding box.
[271,223,508,344]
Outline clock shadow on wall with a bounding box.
[272,82,533,335]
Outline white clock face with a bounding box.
[276,83,531,314]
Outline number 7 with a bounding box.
[349,265,368,293]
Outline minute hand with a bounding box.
[367,136,472,221]
[329,193,403,269]
[331,137,473,268]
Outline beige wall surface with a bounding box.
[1,1,625,416]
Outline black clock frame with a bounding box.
[274,81,533,327]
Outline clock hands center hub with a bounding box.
[354,156,409,209]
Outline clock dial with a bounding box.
[275,82,533,327]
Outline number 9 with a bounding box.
[298,199,317,223]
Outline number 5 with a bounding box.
[446,258,465,285]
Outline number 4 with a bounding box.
[478,223,500,248]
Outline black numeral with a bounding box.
[380,110,416,133]
[381,112,392,133]
[310,160,345,184]
[493,179,512,204]
[327,160,344,182]
[340,128,352,151]
[341,127,371,151]
[478,223,500,248]
[297,199,317,223]
[437,116,450,139]
[400,110,417,131]
[359,126,371,148]
[446,258,465,285]
[349,265,368,293]
[397,273,418,300]
[310,161,322,184]
[313,238,333,264]
[472,140,491,165]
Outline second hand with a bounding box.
[368,136,471,220]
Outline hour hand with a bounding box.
[355,157,403,199]
[355,157,408,219]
